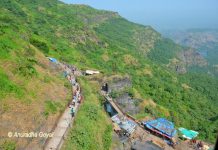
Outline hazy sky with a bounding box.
[62,0,218,31]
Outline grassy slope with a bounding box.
[0,1,72,149]
[0,1,217,149]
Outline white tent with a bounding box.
[85,70,100,75]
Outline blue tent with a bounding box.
[143,118,177,138]
[48,57,58,63]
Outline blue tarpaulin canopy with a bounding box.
[143,118,177,138]
[178,127,199,139]
[48,57,58,63]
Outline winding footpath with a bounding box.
[44,61,82,150]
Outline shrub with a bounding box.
[17,63,38,77]
[0,69,23,99]
[24,46,36,57]
[86,105,99,121]
[103,125,112,150]
[0,140,16,150]
[144,105,156,116]
[43,100,63,117]
[16,58,38,77]
[0,38,15,59]
[30,38,49,54]
[109,91,119,99]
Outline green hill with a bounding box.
[0,0,217,149]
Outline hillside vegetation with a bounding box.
[0,0,218,149]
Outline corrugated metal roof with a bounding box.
[143,118,177,138]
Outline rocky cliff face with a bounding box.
[107,76,132,93]
[163,29,218,76]
[168,48,207,74]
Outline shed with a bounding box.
[119,120,137,135]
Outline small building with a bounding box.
[102,83,109,93]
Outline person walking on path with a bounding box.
[71,107,75,118]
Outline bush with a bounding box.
[64,80,71,89]
[86,105,99,121]
[30,38,49,54]
[0,69,23,99]
[17,63,38,77]
[144,105,156,116]
[16,58,38,77]
[0,38,14,59]
[43,100,63,117]
[0,140,16,150]
[24,46,36,57]
[109,91,119,99]
[103,125,112,150]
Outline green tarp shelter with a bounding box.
[178,127,199,139]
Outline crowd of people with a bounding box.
[62,64,83,118]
